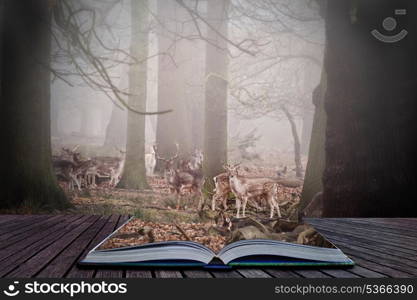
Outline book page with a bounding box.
[98,217,335,254]
[95,169,334,255]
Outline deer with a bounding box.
[145,145,156,176]
[154,143,204,209]
[109,148,126,187]
[62,146,102,189]
[53,146,83,191]
[224,164,282,219]
[211,172,269,212]
[211,173,231,211]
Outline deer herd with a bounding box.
[53,145,126,191]
[53,144,300,219]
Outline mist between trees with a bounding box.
[1,0,415,217]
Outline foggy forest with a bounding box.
[1,0,416,233]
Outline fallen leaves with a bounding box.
[99,219,227,253]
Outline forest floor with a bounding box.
[65,173,316,252]
[67,176,205,224]
[67,170,302,225]
[2,168,317,251]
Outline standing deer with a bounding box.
[59,146,84,190]
[211,173,231,211]
[62,146,101,189]
[154,143,204,209]
[109,148,126,187]
[224,164,281,218]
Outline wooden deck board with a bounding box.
[210,270,243,278]
[307,220,417,251]
[293,269,331,278]
[125,269,153,278]
[0,215,416,278]
[236,269,272,278]
[66,215,120,278]
[154,270,183,278]
[0,215,82,263]
[183,269,213,278]
[36,216,109,278]
[7,216,98,278]
[0,215,52,240]
[0,215,67,250]
[94,216,130,279]
[335,219,417,237]
[306,227,417,258]
[263,269,302,278]
[313,218,417,240]
[0,215,85,277]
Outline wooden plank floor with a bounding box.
[0,215,416,278]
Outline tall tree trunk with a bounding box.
[300,0,327,214]
[104,104,126,148]
[0,0,68,210]
[300,72,327,211]
[0,0,3,100]
[51,99,59,137]
[300,103,314,155]
[203,0,230,190]
[117,0,149,190]
[323,0,417,217]
[104,64,128,148]
[154,0,194,172]
[281,105,303,178]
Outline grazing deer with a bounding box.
[224,164,281,218]
[145,146,157,176]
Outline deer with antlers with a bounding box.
[154,143,204,209]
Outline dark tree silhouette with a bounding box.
[322,0,417,216]
[0,0,69,210]
[203,0,230,190]
[117,0,149,190]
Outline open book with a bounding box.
[79,218,354,268]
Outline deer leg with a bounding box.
[276,202,282,218]
[222,193,228,210]
[197,196,204,211]
[70,173,81,191]
[211,194,217,211]
[242,196,249,217]
[92,174,97,188]
[176,189,181,210]
[235,198,241,218]
[267,194,274,218]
